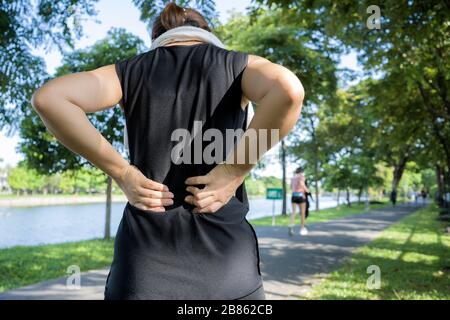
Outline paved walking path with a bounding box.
[0,203,422,300]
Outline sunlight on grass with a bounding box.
[0,239,114,293]
[307,204,450,300]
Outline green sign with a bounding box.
[266,188,283,200]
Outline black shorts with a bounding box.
[291,196,306,204]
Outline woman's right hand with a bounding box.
[115,164,174,212]
[184,163,247,214]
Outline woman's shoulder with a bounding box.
[114,50,156,78]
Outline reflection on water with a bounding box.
[0,196,353,248]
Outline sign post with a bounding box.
[266,188,283,226]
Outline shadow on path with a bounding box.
[258,203,422,299]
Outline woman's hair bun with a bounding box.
[160,2,186,30]
[152,2,212,40]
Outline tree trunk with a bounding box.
[435,165,444,206]
[346,188,351,207]
[417,80,450,201]
[438,154,450,208]
[446,161,450,208]
[391,154,408,195]
[337,189,340,207]
[104,176,112,240]
[365,186,370,210]
[281,140,287,215]
[314,157,320,212]
[357,187,362,204]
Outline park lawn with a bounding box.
[249,201,389,226]
[0,238,114,293]
[307,204,450,300]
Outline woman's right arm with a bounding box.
[185,54,304,213]
[31,65,174,212]
[233,54,304,170]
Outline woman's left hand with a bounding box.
[184,164,246,213]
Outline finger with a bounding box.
[185,194,215,208]
[194,190,215,200]
[147,206,166,212]
[184,195,195,205]
[193,201,223,214]
[142,178,168,192]
[185,175,210,185]
[139,187,174,199]
[141,197,174,207]
[194,195,216,209]
[185,186,201,195]
[186,186,214,200]
[133,202,165,212]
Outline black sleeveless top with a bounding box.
[104,43,263,299]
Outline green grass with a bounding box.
[307,204,450,300]
[249,201,389,226]
[0,238,114,293]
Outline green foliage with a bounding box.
[7,162,47,193]
[58,167,107,194]
[216,9,339,108]
[245,175,282,196]
[254,0,450,197]
[4,161,115,195]
[216,9,339,201]
[19,28,145,175]
[0,0,98,129]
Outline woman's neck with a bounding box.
[164,40,206,47]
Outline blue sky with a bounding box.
[0,0,358,177]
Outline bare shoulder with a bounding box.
[247,54,269,65]
[242,54,304,104]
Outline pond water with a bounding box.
[0,195,356,248]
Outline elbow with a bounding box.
[31,86,52,114]
[286,83,305,112]
[277,72,305,110]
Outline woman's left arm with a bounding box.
[31,65,174,211]
[31,65,128,181]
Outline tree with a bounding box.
[7,161,47,194]
[318,86,383,207]
[7,165,29,195]
[0,0,98,129]
[217,9,339,212]
[19,28,146,239]
[1,0,217,130]
[254,0,450,205]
